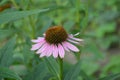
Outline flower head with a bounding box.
[31,26,83,58]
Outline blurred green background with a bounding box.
[0,0,120,80]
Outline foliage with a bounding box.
[0,0,120,80]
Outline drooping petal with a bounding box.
[31,37,44,43]
[69,35,83,42]
[64,41,79,52]
[46,44,53,57]
[74,33,80,36]
[58,44,65,58]
[43,33,46,36]
[39,44,51,57]
[67,38,79,44]
[36,42,49,54]
[40,50,47,57]
[53,45,58,58]
[62,42,70,52]
[31,40,45,50]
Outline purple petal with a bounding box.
[67,39,79,44]
[39,44,51,57]
[69,35,83,42]
[31,37,44,43]
[53,45,58,58]
[58,44,65,58]
[64,41,79,52]
[36,42,48,54]
[46,44,53,57]
[62,42,70,52]
[43,33,46,36]
[31,40,45,50]
[40,50,47,57]
[74,33,80,36]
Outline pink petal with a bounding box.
[69,35,83,42]
[67,39,79,44]
[40,50,47,57]
[64,41,79,52]
[53,45,58,58]
[74,33,80,36]
[62,42,70,52]
[36,42,48,54]
[58,44,65,58]
[31,37,44,43]
[46,44,53,57]
[43,33,46,36]
[31,40,45,50]
[39,44,51,57]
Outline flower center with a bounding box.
[45,26,68,44]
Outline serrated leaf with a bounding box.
[0,67,22,80]
[0,37,16,67]
[64,61,81,80]
[99,73,120,80]
[44,57,60,80]
[0,8,50,24]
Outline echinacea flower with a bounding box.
[31,26,83,58]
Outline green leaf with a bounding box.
[63,20,75,32]
[80,70,93,80]
[101,55,120,76]
[0,8,50,24]
[24,62,48,80]
[96,11,119,23]
[95,22,116,38]
[0,29,14,39]
[38,17,53,35]
[44,57,60,80]
[64,61,81,80]
[0,0,8,6]
[82,39,103,58]
[99,73,120,80]
[0,66,22,80]
[0,37,16,67]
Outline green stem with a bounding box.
[59,57,63,80]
